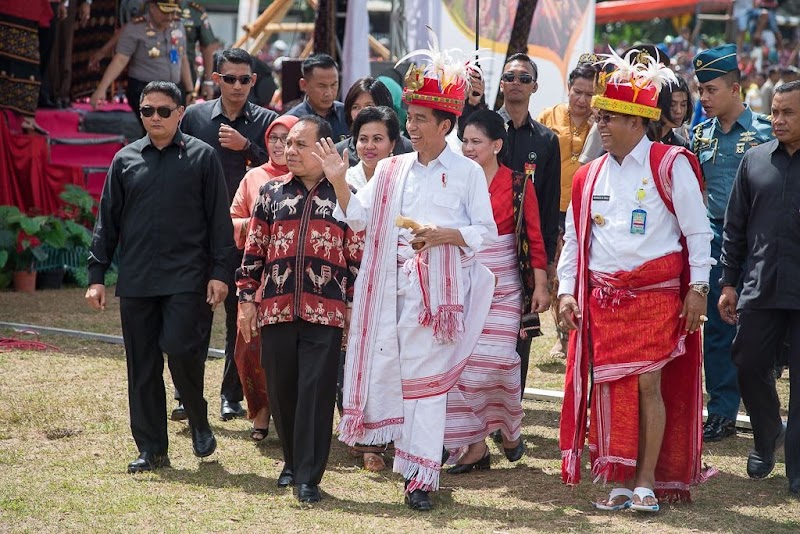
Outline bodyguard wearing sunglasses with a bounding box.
[86,81,235,473]
[494,53,561,393]
[181,47,278,423]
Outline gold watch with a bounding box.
[689,282,710,297]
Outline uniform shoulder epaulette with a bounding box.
[755,113,773,123]
[131,15,146,24]
[189,2,206,12]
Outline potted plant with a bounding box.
[0,206,66,292]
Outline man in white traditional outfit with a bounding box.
[319,35,497,511]
[557,49,714,512]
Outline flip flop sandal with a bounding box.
[592,488,633,511]
[630,486,660,512]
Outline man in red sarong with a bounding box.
[556,48,715,512]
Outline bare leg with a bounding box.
[253,406,270,429]
[633,369,665,506]
[456,439,489,464]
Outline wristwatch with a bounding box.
[689,282,710,297]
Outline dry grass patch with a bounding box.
[0,289,798,532]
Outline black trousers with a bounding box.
[260,320,342,486]
[119,293,213,455]
[518,335,532,393]
[220,251,243,402]
[732,308,800,480]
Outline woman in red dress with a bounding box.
[444,109,550,471]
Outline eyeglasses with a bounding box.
[595,113,620,125]
[267,135,288,145]
[501,72,534,84]
[140,105,177,118]
[219,74,253,85]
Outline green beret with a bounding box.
[694,44,738,83]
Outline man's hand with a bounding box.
[718,286,739,325]
[680,290,707,333]
[238,302,258,343]
[467,69,484,106]
[85,284,106,311]
[184,91,197,107]
[411,225,464,252]
[218,124,248,151]
[312,137,349,185]
[78,1,90,26]
[206,279,228,310]
[89,88,106,110]
[557,294,582,331]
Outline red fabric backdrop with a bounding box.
[0,117,83,214]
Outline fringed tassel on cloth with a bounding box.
[561,450,582,486]
[395,452,441,493]
[431,305,464,344]
[337,411,404,447]
[337,411,365,446]
[591,456,638,486]
[656,489,692,503]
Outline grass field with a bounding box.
[0,288,798,533]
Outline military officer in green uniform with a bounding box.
[182,1,218,99]
[691,43,774,443]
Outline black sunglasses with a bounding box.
[140,105,177,118]
[501,72,534,84]
[219,74,253,85]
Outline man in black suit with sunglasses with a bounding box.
[180,47,278,423]
[87,81,234,472]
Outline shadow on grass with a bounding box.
[151,459,283,496]
[535,359,567,374]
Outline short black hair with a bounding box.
[297,114,333,141]
[720,69,742,86]
[568,63,597,87]
[431,108,458,135]
[464,108,507,162]
[140,80,182,107]
[774,79,800,96]
[301,53,339,78]
[214,47,254,73]
[352,106,400,143]
[505,53,538,82]
[343,77,393,129]
[657,77,693,125]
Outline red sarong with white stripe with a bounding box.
[560,144,712,502]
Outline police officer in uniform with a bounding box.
[692,44,774,442]
[90,0,196,120]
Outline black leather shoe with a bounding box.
[190,425,217,458]
[447,446,490,475]
[703,413,736,442]
[490,429,503,443]
[220,398,246,421]
[405,489,432,511]
[789,478,800,496]
[127,452,170,473]
[503,439,526,462]
[747,424,786,479]
[297,483,321,503]
[170,402,187,421]
[277,465,295,487]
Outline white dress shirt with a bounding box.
[333,145,497,254]
[558,136,713,296]
[345,161,368,191]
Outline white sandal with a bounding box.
[630,486,660,512]
[592,488,633,511]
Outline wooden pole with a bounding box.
[233,0,294,48]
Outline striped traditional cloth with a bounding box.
[444,233,523,452]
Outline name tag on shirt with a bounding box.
[592,194,610,201]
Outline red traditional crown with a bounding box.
[396,27,483,118]
[592,48,677,120]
